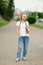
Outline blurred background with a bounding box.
[0,0,43,28]
[0,1,43,64]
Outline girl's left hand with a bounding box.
[26,28,30,33]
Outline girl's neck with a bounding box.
[21,20,26,23]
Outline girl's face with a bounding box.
[22,14,26,21]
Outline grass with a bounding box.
[30,24,43,29]
[0,18,8,27]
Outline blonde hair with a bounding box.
[20,12,27,21]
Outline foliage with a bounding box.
[0,18,8,27]
[27,15,36,24]
[0,0,15,21]
[0,0,7,17]
[38,12,43,18]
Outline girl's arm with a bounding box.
[26,21,30,33]
[16,21,20,36]
[26,27,30,33]
[16,26,20,36]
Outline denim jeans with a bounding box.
[16,36,29,58]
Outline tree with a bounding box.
[38,12,43,18]
[31,12,36,17]
[0,0,15,21]
[0,0,7,16]
[5,0,15,21]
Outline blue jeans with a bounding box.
[16,36,29,58]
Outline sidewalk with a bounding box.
[0,20,43,65]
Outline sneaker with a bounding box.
[23,57,26,61]
[16,58,20,62]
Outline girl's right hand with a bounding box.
[18,32,20,37]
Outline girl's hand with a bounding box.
[16,26,20,37]
[18,32,20,37]
[26,27,30,33]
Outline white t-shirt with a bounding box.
[16,21,30,37]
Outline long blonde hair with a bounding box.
[20,12,27,22]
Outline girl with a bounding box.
[16,13,30,62]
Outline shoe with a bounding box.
[23,57,26,61]
[16,58,20,62]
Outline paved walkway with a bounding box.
[0,20,43,65]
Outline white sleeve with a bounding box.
[26,21,29,27]
[16,21,20,27]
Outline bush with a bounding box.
[38,12,43,18]
[27,15,36,24]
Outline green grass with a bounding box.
[30,24,43,29]
[0,18,8,27]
